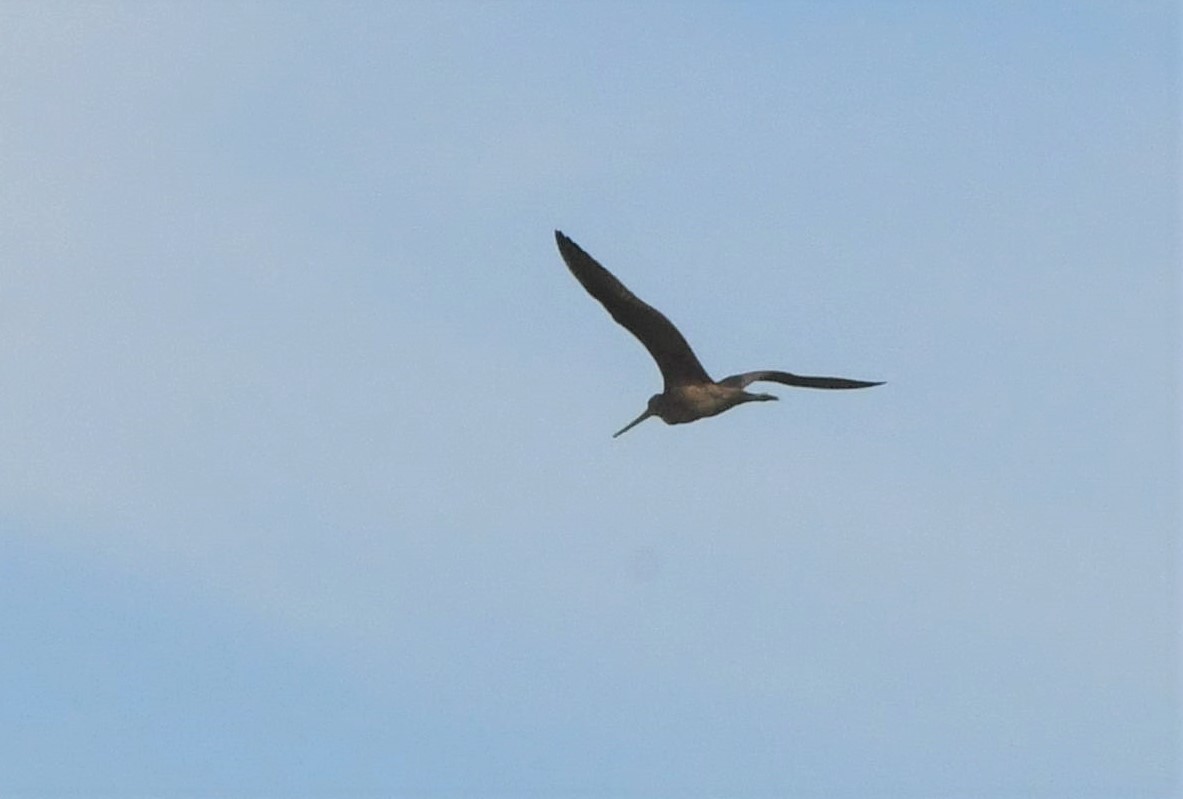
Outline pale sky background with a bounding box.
[1,3,1179,797]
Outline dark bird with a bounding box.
[555,230,883,437]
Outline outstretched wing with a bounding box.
[720,370,884,390]
[555,231,711,388]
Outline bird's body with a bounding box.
[647,382,770,425]
[554,230,883,437]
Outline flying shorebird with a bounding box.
[555,230,884,438]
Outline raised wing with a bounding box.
[555,231,711,388]
[720,370,884,390]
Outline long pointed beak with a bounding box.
[612,408,654,438]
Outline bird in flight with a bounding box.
[555,230,883,437]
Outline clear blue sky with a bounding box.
[1,3,1179,797]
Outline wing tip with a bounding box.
[554,230,588,265]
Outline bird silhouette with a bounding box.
[555,230,883,437]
